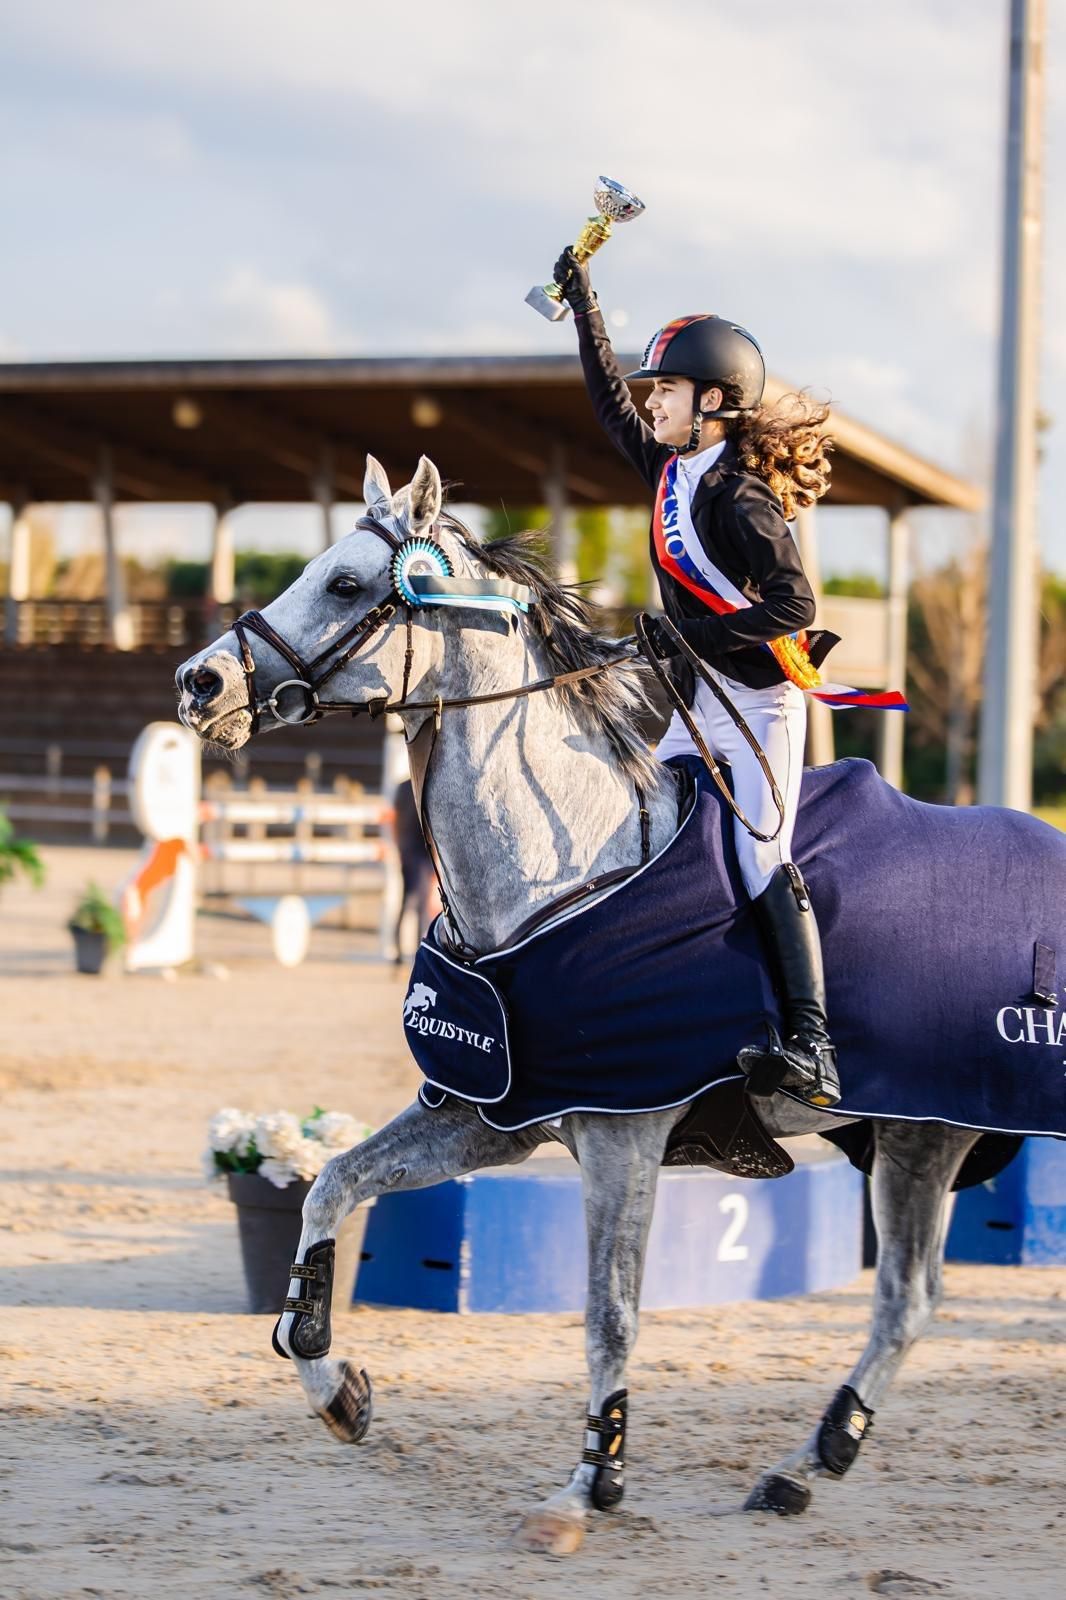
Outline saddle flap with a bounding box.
[664,1077,794,1179]
[403,933,511,1105]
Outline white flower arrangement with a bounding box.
[204,1106,373,1188]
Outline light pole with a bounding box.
[978,0,1045,809]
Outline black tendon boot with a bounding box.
[737,864,841,1109]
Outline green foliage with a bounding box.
[212,1136,261,1177]
[165,559,209,598]
[574,508,611,586]
[164,551,308,604]
[234,552,307,602]
[69,881,126,949]
[0,810,44,894]
[823,573,887,599]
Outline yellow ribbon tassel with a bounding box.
[769,633,823,691]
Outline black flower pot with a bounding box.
[71,926,109,974]
[226,1172,365,1316]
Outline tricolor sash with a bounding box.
[652,456,907,711]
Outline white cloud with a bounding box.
[213,266,347,354]
[827,354,958,465]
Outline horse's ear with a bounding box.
[405,456,443,534]
[364,455,392,517]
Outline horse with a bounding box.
[176,453,1049,1557]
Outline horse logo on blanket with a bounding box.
[403,984,438,1023]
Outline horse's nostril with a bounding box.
[186,665,223,702]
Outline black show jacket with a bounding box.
[575,307,839,692]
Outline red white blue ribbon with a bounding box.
[652,456,908,712]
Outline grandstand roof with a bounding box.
[0,355,981,513]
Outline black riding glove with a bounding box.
[553,247,598,314]
[639,614,682,661]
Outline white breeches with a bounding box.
[656,668,808,898]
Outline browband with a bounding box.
[406,574,533,614]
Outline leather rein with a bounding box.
[227,517,784,954]
[228,515,652,956]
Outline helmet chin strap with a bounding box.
[678,407,704,456]
[677,385,748,454]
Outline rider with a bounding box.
[553,247,841,1110]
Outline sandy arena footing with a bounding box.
[1,848,1063,1598]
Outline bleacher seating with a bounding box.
[0,645,386,842]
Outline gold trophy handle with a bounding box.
[543,214,613,303]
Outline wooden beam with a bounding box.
[443,392,612,503]
[0,400,229,502]
[193,393,367,498]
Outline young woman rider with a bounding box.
[553,246,843,1110]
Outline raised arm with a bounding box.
[554,249,672,492]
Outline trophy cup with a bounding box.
[525,176,645,321]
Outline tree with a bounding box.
[905,542,987,805]
[905,547,1066,806]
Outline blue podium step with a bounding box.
[354,1140,862,1314]
[946,1139,1066,1265]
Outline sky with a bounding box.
[0,0,1062,581]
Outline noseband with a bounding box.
[232,518,407,735]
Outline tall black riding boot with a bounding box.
[737,864,841,1109]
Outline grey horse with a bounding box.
[177,454,984,1556]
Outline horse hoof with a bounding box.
[743,1473,811,1516]
[511,1510,586,1556]
[317,1362,373,1444]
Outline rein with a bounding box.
[226,516,783,953]
[634,613,785,845]
[228,515,647,956]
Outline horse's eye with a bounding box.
[327,575,361,599]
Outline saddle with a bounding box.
[663,1077,793,1179]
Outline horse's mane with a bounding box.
[442,516,662,792]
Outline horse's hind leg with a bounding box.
[744,1120,981,1515]
[513,1108,675,1557]
[275,1097,542,1440]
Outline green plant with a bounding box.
[69,881,126,949]
[0,810,44,893]
[204,1107,373,1187]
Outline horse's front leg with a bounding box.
[744,1120,981,1515]
[514,1109,675,1556]
[275,1097,542,1440]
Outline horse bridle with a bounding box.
[231,518,408,735]
[228,515,650,954]
[225,514,785,953]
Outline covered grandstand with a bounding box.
[0,353,981,838]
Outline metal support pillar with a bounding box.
[210,502,236,608]
[978,0,1044,810]
[4,500,30,646]
[313,444,336,549]
[95,447,133,650]
[877,507,910,790]
[543,440,575,583]
[794,504,834,767]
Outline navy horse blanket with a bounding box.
[402,758,1066,1140]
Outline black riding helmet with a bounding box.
[624,315,765,453]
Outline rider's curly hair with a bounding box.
[720,388,833,521]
